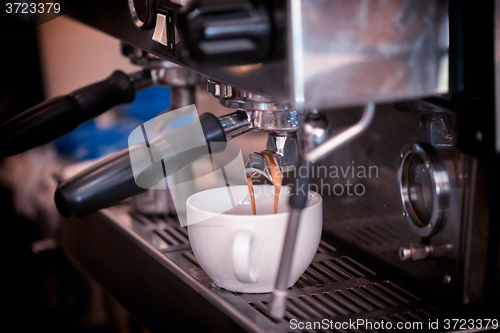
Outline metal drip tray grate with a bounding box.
[123,212,452,332]
[239,279,443,332]
[64,206,473,332]
[293,256,376,288]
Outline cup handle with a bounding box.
[232,229,258,283]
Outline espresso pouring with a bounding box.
[246,152,282,215]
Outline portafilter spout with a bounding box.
[245,132,299,181]
[245,152,273,181]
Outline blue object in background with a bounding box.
[55,86,171,161]
[120,86,171,122]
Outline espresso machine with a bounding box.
[2,0,500,332]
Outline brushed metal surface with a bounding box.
[61,0,449,109]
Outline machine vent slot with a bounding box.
[248,302,280,323]
[250,298,348,323]
[181,250,202,269]
[297,295,340,318]
[360,283,417,307]
[337,256,376,276]
[322,258,372,279]
[333,290,376,312]
[375,281,421,302]
[348,287,390,309]
[129,210,150,225]
[286,297,314,320]
[164,224,189,243]
[293,256,376,288]
[359,285,398,307]
[154,224,189,246]
[309,262,345,282]
[317,241,337,253]
[310,294,353,316]
[174,223,189,237]
[154,230,178,246]
[414,308,440,321]
[320,292,362,314]
[294,271,323,287]
[292,294,359,320]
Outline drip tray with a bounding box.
[61,204,462,333]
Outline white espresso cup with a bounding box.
[186,185,322,293]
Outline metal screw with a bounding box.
[399,247,412,261]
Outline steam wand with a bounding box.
[269,102,376,319]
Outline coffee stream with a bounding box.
[246,174,257,215]
[246,152,282,215]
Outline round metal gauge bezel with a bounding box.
[398,142,450,238]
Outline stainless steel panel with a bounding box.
[305,104,469,300]
[291,0,449,109]
[62,0,449,109]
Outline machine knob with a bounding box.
[177,0,273,65]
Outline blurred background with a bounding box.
[1,13,266,332]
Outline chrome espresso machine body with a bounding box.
[3,0,500,332]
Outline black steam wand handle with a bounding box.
[55,113,226,218]
[0,70,152,157]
